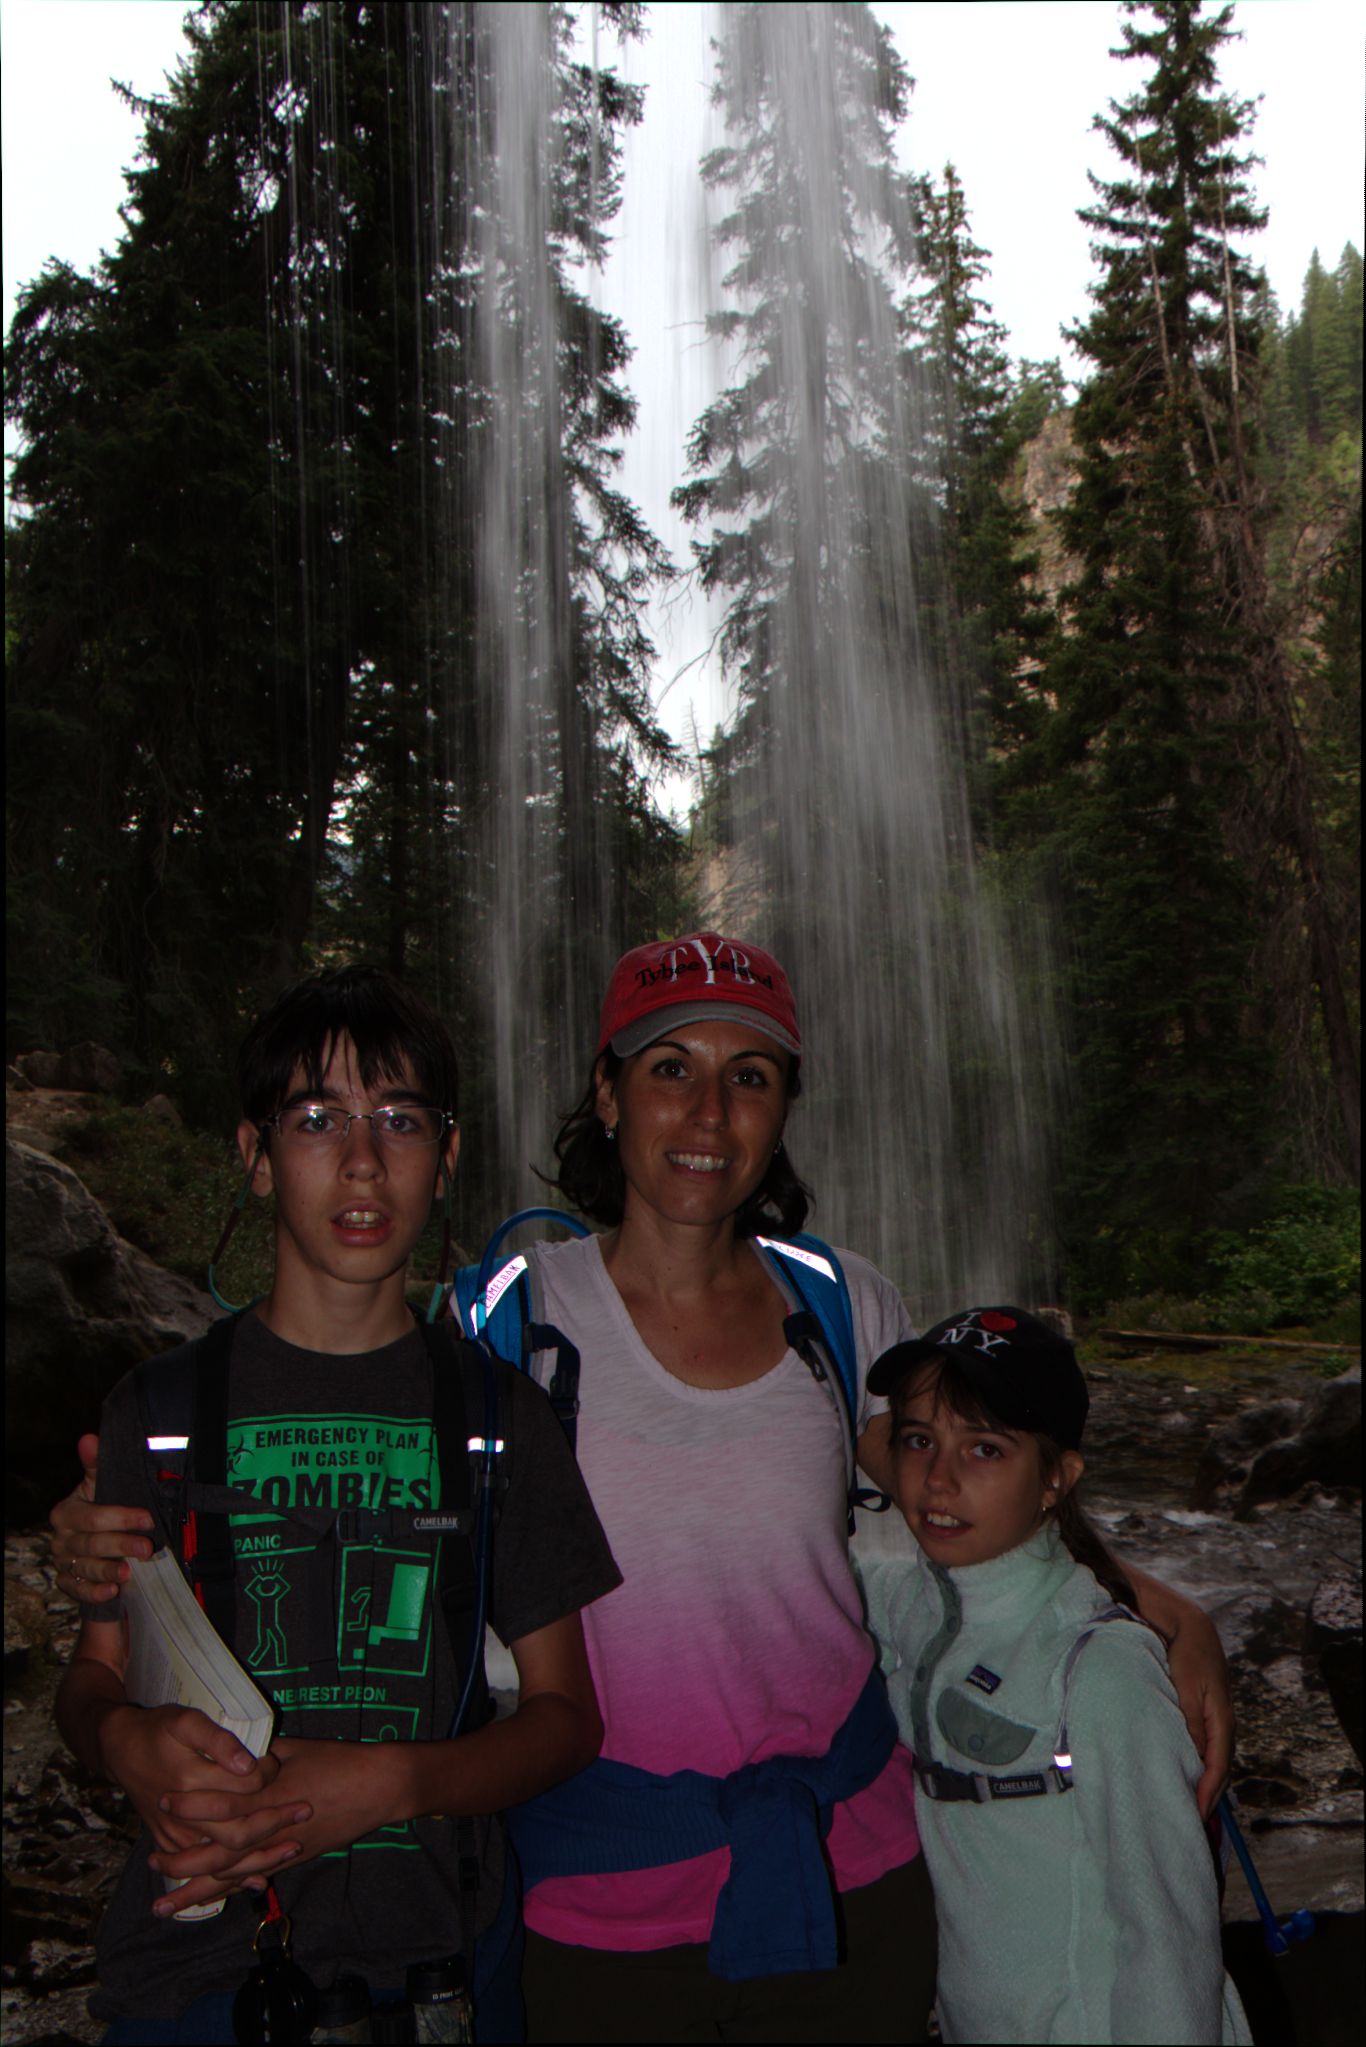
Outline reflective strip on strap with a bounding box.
[146,1435,190,1451]
[473,1253,527,1332]
[754,1236,837,1284]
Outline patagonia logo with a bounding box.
[965,1665,1001,1695]
[988,1773,1046,1799]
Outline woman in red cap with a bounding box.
[52,932,1232,2044]
[506,931,934,2038]
[502,932,1229,2041]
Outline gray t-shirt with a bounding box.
[86,1312,621,2021]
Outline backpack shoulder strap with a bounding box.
[1052,1605,1141,1788]
[753,1232,860,1443]
[453,1212,593,1451]
[416,1318,495,1734]
[132,1313,242,1648]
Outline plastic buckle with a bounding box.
[336,1507,393,1545]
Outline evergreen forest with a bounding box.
[5,0,1360,1326]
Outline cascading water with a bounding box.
[266,0,1055,1297]
[423,3,622,1222]
[665,2,1057,1311]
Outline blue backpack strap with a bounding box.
[752,1233,859,1436]
[453,1208,592,1450]
[753,1233,891,1529]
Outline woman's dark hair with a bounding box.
[889,1355,1141,1614]
[550,1048,812,1238]
[238,966,459,1129]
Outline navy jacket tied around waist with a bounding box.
[509,1664,898,1981]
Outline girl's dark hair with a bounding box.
[238,966,459,1129]
[889,1355,1140,1613]
[550,1049,812,1238]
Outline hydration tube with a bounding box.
[1217,1796,1315,1956]
[447,1206,590,1739]
[470,1205,592,1323]
[449,1336,501,1740]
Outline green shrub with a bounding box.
[1101,1292,1219,1334]
[1208,1185,1361,1330]
[61,1108,275,1302]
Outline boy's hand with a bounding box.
[50,1434,154,1602]
[150,1737,404,1916]
[97,1703,304,1857]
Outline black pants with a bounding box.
[522,1857,936,2044]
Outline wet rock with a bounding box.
[3,1531,138,2045]
[1241,1597,1306,1668]
[25,1939,91,1993]
[4,1581,49,1680]
[1306,1569,1363,1762]
[1035,1305,1073,1339]
[56,1045,121,1095]
[1191,1397,1304,1507]
[1239,1368,1361,1514]
[13,1052,64,1090]
[6,1140,216,1524]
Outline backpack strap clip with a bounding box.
[525,1321,581,1439]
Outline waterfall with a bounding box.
[669,3,1057,1310]
[260,0,1056,1299]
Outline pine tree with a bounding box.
[6,1,680,1162]
[902,166,1053,809]
[1022,0,1291,1298]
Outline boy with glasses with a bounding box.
[54,967,620,2042]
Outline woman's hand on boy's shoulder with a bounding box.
[49,1433,155,1602]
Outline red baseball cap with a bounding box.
[597,933,802,1060]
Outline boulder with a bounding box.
[7,1066,34,1093]
[1305,1568,1363,1761]
[141,1093,182,1126]
[55,1043,121,1095]
[1239,1367,1362,1514]
[1190,1396,1304,1507]
[13,1052,63,1090]
[5,1140,217,1526]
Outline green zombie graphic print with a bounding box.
[227,1409,446,1854]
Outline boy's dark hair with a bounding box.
[889,1356,1141,1615]
[238,966,459,1130]
[550,1051,812,1238]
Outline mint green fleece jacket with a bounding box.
[857,1527,1250,2045]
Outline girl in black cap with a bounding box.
[859,1310,1250,2045]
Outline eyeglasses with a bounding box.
[266,1103,453,1149]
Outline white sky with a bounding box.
[4,0,1362,800]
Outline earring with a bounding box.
[605,1124,617,1142]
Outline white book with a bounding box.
[123,1548,275,1920]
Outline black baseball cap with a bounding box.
[867,1307,1089,1450]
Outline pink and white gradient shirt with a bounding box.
[518,1233,921,1952]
